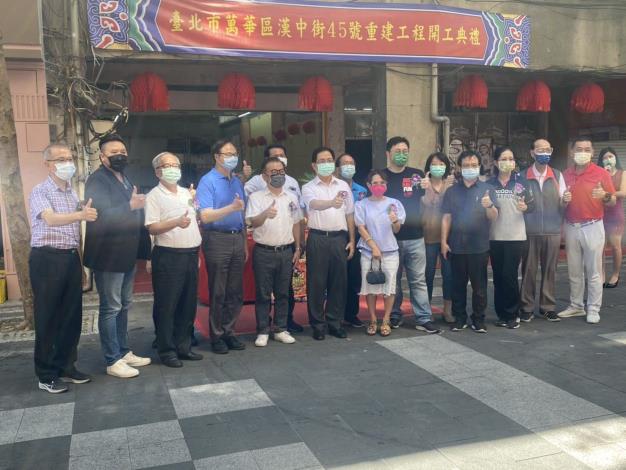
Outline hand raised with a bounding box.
[331,194,344,209]
[591,181,605,200]
[177,210,192,228]
[80,198,98,222]
[231,193,245,211]
[420,172,431,189]
[562,186,572,203]
[481,190,493,209]
[129,186,146,211]
[242,160,252,179]
[265,200,278,219]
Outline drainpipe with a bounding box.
[70,0,86,200]
[431,63,450,156]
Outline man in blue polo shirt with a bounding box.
[336,153,367,327]
[197,139,247,354]
[441,150,498,334]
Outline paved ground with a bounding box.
[1,264,626,470]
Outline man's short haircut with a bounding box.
[571,136,593,148]
[531,138,549,150]
[42,143,71,161]
[311,146,335,163]
[99,133,126,151]
[386,136,410,152]
[262,156,285,172]
[211,139,236,159]
[264,144,287,159]
[337,153,354,166]
[151,152,179,169]
[457,150,480,167]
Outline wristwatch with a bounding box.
[603,192,613,203]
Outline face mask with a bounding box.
[269,174,286,188]
[535,153,551,165]
[221,155,239,171]
[161,167,181,184]
[278,157,288,168]
[430,165,446,178]
[316,162,335,177]
[461,168,480,181]
[573,152,592,166]
[603,156,617,169]
[54,162,76,181]
[392,152,409,167]
[498,161,516,173]
[108,154,128,173]
[370,183,387,197]
[340,164,356,179]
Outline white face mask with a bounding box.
[54,161,76,181]
[573,152,592,166]
[278,156,288,168]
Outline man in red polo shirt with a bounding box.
[558,137,616,324]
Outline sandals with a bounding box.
[366,320,378,336]
[380,319,391,337]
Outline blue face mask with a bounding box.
[461,168,480,181]
[535,153,551,165]
[221,155,239,171]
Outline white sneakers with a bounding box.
[586,313,601,324]
[557,307,586,318]
[255,331,296,347]
[107,351,151,378]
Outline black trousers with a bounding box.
[450,252,489,322]
[490,240,525,321]
[29,247,82,383]
[306,232,347,332]
[344,246,362,322]
[152,246,199,359]
[253,245,293,334]
[203,231,245,341]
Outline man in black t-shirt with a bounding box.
[382,137,440,334]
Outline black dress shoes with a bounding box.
[328,327,348,339]
[223,335,246,350]
[287,320,304,333]
[178,351,204,361]
[312,330,325,341]
[162,356,183,368]
[211,339,229,354]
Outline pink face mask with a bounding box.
[370,183,387,197]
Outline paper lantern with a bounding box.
[453,75,488,109]
[302,121,316,134]
[516,80,551,112]
[218,73,256,109]
[570,83,605,113]
[256,136,267,146]
[129,72,169,112]
[287,123,301,136]
[273,129,287,142]
[247,138,257,148]
[298,76,334,112]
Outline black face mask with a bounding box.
[269,174,286,188]
[107,154,128,173]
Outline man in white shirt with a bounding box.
[246,157,302,347]
[145,152,203,368]
[302,147,356,340]
[245,145,305,333]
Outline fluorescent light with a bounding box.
[238,112,252,118]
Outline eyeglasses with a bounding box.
[219,153,238,158]
[157,163,181,169]
[535,147,553,153]
[267,170,286,176]
[47,158,74,163]
[461,164,480,169]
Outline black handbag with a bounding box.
[366,258,386,285]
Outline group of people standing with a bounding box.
[28,132,624,394]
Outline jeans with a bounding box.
[391,238,432,325]
[94,267,136,366]
[425,242,452,301]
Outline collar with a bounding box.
[352,181,366,192]
[313,176,339,186]
[210,167,232,180]
[527,165,556,182]
[263,188,287,197]
[157,182,181,195]
[45,175,72,193]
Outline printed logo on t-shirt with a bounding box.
[402,178,414,197]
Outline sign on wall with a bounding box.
[88,0,531,67]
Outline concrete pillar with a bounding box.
[326,85,345,156]
[385,63,438,169]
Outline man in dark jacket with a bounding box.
[84,134,151,378]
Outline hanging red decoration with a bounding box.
[453,75,488,109]
[218,73,256,109]
[129,72,170,112]
[302,121,316,134]
[570,83,605,113]
[298,76,334,112]
[287,123,301,136]
[516,80,551,112]
[273,129,287,142]
[256,136,267,146]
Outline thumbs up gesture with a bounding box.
[444,174,456,189]
[562,186,572,204]
[129,186,146,211]
[420,172,431,189]
[177,209,192,228]
[80,198,98,222]
[591,181,605,199]
[242,160,252,180]
[231,193,245,212]
[331,193,344,209]
[189,183,196,200]
[481,190,493,208]
[265,200,278,219]
[516,195,528,212]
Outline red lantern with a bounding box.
[256,136,267,146]
[571,83,605,113]
[287,123,301,136]
[273,129,287,142]
[453,75,488,109]
[302,121,316,134]
[298,76,334,112]
[247,138,257,148]
[218,73,256,109]
[130,72,169,112]
[516,80,551,112]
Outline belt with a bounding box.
[567,219,600,228]
[32,246,78,254]
[309,229,347,237]
[154,246,199,254]
[255,242,294,252]
[207,228,243,234]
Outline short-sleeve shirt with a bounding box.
[302,176,354,231]
[441,180,492,254]
[244,174,303,207]
[487,174,532,241]
[196,168,246,231]
[29,176,80,249]
[245,189,303,246]
[563,163,616,223]
[144,183,202,249]
[355,197,406,254]
[381,167,426,240]
[351,181,368,203]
